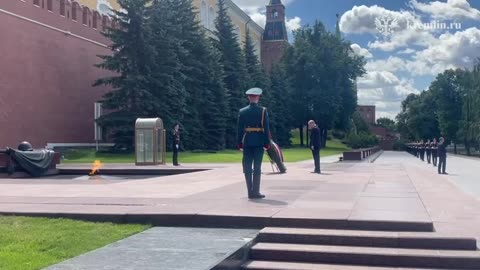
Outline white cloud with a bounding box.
[367,29,436,51]
[340,2,480,119]
[357,71,420,119]
[351,43,373,58]
[407,27,480,75]
[340,5,420,35]
[250,12,266,28]
[398,48,416,54]
[409,0,480,20]
[286,16,302,32]
[357,71,401,89]
[339,5,437,51]
[365,56,407,72]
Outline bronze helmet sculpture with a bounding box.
[18,141,33,151]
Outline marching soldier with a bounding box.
[415,141,420,158]
[426,139,432,164]
[237,88,271,199]
[431,138,438,166]
[419,140,425,161]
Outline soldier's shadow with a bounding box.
[265,172,286,175]
[249,199,288,206]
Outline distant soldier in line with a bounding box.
[415,141,420,158]
[425,139,432,164]
[419,140,425,161]
[237,87,271,199]
[431,138,438,166]
[437,137,448,174]
[172,123,181,166]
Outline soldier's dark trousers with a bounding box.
[420,150,425,161]
[426,150,431,163]
[173,146,179,166]
[438,156,446,174]
[243,147,265,198]
[311,148,320,173]
[432,153,437,166]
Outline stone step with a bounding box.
[257,227,478,250]
[243,260,442,270]
[250,243,480,269]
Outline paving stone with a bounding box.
[47,227,258,270]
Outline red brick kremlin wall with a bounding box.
[0,0,113,148]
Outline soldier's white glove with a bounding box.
[175,144,179,149]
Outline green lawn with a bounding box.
[62,139,350,164]
[0,216,149,270]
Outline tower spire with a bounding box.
[336,13,341,38]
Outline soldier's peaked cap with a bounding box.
[245,87,263,96]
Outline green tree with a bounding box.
[158,0,228,150]
[269,64,293,146]
[148,0,187,137]
[352,111,370,134]
[94,0,156,151]
[376,117,396,131]
[472,62,480,150]
[159,0,203,149]
[405,91,440,141]
[213,0,248,148]
[459,65,480,155]
[284,21,365,147]
[243,29,272,124]
[396,93,419,141]
[429,69,464,152]
[200,43,229,150]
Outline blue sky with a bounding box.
[233,0,480,120]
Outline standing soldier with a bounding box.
[425,139,432,164]
[237,88,271,199]
[431,138,438,166]
[437,137,448,174]
[419,140,425,161]
[172,123,181,166]
[308,120,321,174]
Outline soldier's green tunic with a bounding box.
[237,103,271,174]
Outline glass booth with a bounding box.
[135,118,166,165]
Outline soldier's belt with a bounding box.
[245,128,264,132]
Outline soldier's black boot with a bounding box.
[251,174,265,199]
[244,173,253,198]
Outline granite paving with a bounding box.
[0,152,478,236]
[46,227,257,270]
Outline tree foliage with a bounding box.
[213,0,248,149]
[376,117,396,131]
[396,60,480,155]
[94,0,156,151]
[95,2,369,151]
[283,21,366,147]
